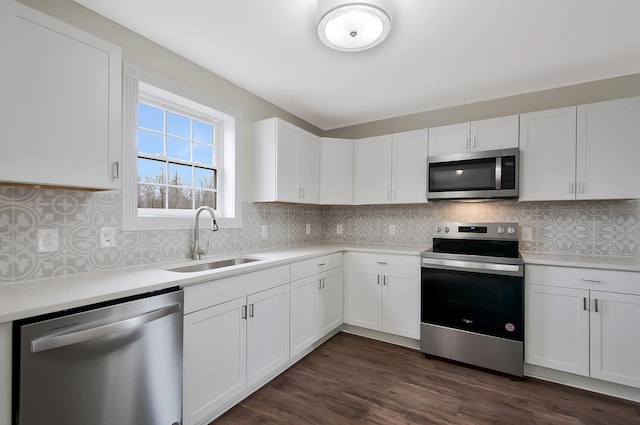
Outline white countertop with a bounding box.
[2,242,638,323]
[0,243,423,323]
[521,252,640,272]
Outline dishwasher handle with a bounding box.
[30,303,181,354]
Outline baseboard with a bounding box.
[340,324,420,350]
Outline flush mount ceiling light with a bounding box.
[317,0,392,52]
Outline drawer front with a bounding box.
[290,252,343,281]
[345,251,420,273]
[184,265,290,314]
[526,264,640,295]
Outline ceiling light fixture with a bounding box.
[317,0,392,52]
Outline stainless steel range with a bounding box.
[420,222,524,377]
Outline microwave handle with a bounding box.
[495,157,502,189]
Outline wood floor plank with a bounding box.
[212,333,640,425]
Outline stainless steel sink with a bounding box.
[169,257,260,273]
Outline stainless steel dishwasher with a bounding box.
[13,287,183,425]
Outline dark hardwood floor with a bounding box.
[212,332,640,425]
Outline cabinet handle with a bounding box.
[249,303,255,318]
[472,136,477,148]
[318,279,322,290]
[241,305,247,319]
[594,299,599,313]
[302,188,306,198]
[579,181,585,194]
[581,278,601,283]
[321,278,325,289]
[317,263,326,267]
[583,297,588,311]
[377,275,380,285]
[112,161,119,180]
[392,190,397,199]
[570,181,575,194]
[323,190,327,201]
[383,275,388,285]
[376,261,387,265]
[465,137,469,150]
[386,190,391,200]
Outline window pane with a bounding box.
[138,158,166,183]
[193,120,213,144]
[168,187,192,209]
[167,137,191,161]
[167,112,190,138]
[138,130,164,155]
[168,163,192,186]
[195,189,216,210]
[195,167,216,189]
[193,143,213,165]
[138,103,164,131]
[137,184,165,208]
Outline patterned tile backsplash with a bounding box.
[0,186,638,283]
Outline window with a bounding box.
[122,63,241,230]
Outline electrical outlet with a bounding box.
[261,225,268,238]
[521,226,533,242]
[389,224,396,236]
[336,224,343,235]
[100,227,116,248]
[37,228,59,253]
[306,224,311,235]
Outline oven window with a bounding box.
[429,158,496,192]
[421,268,523,341]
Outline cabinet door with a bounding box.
[519,107,577,201]
[183,297,247,425]
[392,129,428,204]
[246,284,290,387]
[470,115,519,152]
[524,285,589,376]
[320,138,354,204]
[382,271,420,338]
[346,267,382,330]
[353,135,392,204]
[576,97,640,200]
[321,268,344,335]
[1,4,121,190]
[290,275,322,357]
[590,291,640,388]
[297,129,320,203]
[275,119,300,202]
[428,122,470,156]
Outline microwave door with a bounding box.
[429,158,497,192]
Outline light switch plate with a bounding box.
[389,224,396,236]
[100,227,116,248]
[261,225,268,238]
[337,224,343,235]
[306,224,311,235]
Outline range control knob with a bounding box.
[507,226,516,235]
[497,226,505,234]
[444,226,450,233]
[436,226,442,233]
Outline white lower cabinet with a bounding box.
[182,267,290,425]
[525,265,640,389]
[345,252,420,339]
[290,253,344,357]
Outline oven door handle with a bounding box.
[421,257,523,277]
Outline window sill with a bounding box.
[122,215,242,231]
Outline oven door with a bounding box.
[421,260,524,342]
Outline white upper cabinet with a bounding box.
[353,129,428,204]
[576,97,640,200]
[428,115,519,156]
[519,107,577,201]
[0,2,122,190]
[520,98,640,201]
[253,117,319,204]
[320,137,354,204]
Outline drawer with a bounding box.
[345,251,420,273]
[526,264,640,295]
[290,252,343,281]
[184,265,290,314]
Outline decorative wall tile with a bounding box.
[0,185,637,285]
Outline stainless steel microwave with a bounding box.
[427,148,519,200]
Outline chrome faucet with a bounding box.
[192,206,219,260]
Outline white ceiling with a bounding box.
[73,0,640,130]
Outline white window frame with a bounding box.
[122,62,242,231]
